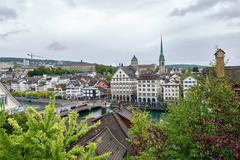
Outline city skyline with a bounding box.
[0,0,240,66]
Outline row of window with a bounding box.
[184,81,196,84]
[184,84,195,88]
[112,91,131,94]
[164,89,179,92]
[165,93,178,97]
[163,85,179,88]
[112,78,132,81]
[138,84,156,87]
[165,97,178,100]
[138,93,156,96]
[138,80,156,83]
[139,88,155,92]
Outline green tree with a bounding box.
[192,66,199,72]
[0,100,110,160]
[96,64,115,75]
[27,66,75,77]
[160,75,240,159]
[128,110,166,160]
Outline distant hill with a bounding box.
[0,57,95,67]
[166,64,208,70]
[0,57,208,69]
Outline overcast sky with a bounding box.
[0,0,240,66]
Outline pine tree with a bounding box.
[0,99,110,160]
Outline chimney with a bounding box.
[215,48,225,78]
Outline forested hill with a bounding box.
[166,64,208,70]
[0,57,94,66]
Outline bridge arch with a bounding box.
[147,98,151,103]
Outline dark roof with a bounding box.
[225,66,240,84]
[138,73,160,80]
[203,66,240,84]
[215,48,225,55]
[90,127,127,160]
[138,64,155,68]
[120,66,136,79]
[88,78,98,86]
[71,108,133,160]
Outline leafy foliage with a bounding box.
[128,110,166,160]
[12,90,54,98]
[0,112,28,134]
[0,99,110,160]
[192,66,199,72]
[161,75,240,159]
[129,75,240,159]
[28,66,75,77]
[96,64,115,75]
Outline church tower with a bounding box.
[159,36,165,74]
[131,55,138,69]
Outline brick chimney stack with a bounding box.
[215,48,225,78]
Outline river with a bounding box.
[20,102,162,121]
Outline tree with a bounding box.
[129,75,240,159]
[160,75,240,159]
[27,66,75,77]
[96,64,115,75]
[0,99,110,160]
[192,66,199,72]
[128,110,166,160]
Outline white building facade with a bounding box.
[111,67,137,102]
[65,81,84,100]
[183,76,197,98]
[163,81,180,104]
[0,82,20,113]
[83,87,100,99]
[137,74,163,104]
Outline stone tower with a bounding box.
[159,36,165,74]
[215,48,225,78]
[131,55,138,69]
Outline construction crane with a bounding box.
[27,53,44,59]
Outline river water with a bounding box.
[78,107,162,121]
[20,102,162,121]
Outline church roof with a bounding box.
[131,55,138,61]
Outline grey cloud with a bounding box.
[169,0,237,17]
[0,6,17,21]
[0,30,21,40]
[47,41,68,51]
[63,0,161,11]
[208,3,240,20]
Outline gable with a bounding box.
[112,68,129,79]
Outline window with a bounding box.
[0,95,7,107]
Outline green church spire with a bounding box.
[159,36,165,61]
